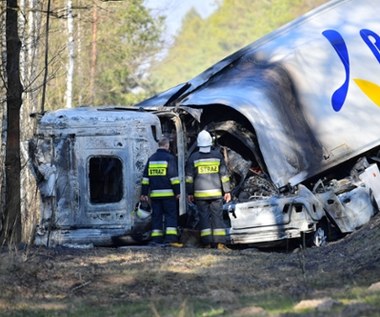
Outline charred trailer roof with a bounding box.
[30,106,161,247]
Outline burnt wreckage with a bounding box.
[31,0,380,247]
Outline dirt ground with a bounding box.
[1,212,380,316]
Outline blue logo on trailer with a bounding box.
[323,29,380,111]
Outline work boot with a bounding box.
[169,242,184,248]
[216,243,231,251]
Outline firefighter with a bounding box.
[140,136,182,247]
[185,130,232,250]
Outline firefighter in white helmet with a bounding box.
[185,130,232,250]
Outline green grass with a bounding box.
[1,290,380,317]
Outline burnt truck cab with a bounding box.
[31,106,162,247]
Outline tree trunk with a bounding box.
[1,0,23,245]
[90,3,97,105]
[65,0,74,109]
[77,0,82,104]
[40,0,51,113]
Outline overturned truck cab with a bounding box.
[30,107,162,247]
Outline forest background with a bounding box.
[0,0,328,245]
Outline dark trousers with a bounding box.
[196,198,227,245]
[151,198,178,243]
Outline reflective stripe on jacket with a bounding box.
[141,149,180,199]
[185,148,231,200]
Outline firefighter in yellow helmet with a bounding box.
[185,130,232,250]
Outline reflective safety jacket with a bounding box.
[185,148,231,200]
[141,149,180,199]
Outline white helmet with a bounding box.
[135,202,152,220]
[197,130,212,147]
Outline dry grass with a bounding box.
[0,213,380,316]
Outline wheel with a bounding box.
[312,226,327,247]
[302,219,328,248]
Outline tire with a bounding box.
[302,218,328,248]
[312,226,328,247]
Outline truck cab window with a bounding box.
[89,156,123,204]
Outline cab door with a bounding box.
[155,107,202,216]
[75,134,131,227]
